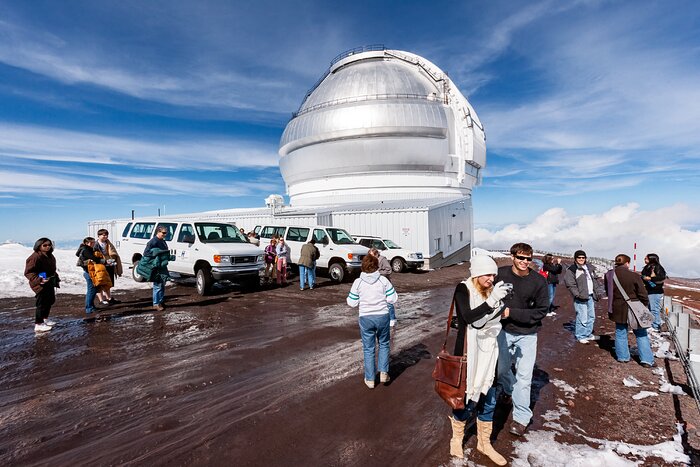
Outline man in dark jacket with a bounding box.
[143,226,170,311]
[298,238,320,290]
[604,254,654,366]
[496,242,549,437]
[641,253,667,332]
[563,250,605,344]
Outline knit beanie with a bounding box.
[469,255,498,277]
[574,250,587,259]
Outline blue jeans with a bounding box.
[497,331,537,426]
[648,293,663,331]
[547,284,556,306]
[615,323,654,365]
[359,313,391,381]
[299,265,314,289]
[83,271,97,313]
[573,296,595,340]
[388,303,396,321]
[153,280,165,306]
[453,385,497,422]
[310,262,316,287]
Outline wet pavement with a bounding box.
[1,263,698,466]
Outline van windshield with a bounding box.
[384,239,401,249]
[327,228,355,245]
[195,223,248,243]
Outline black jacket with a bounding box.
[641,263,666,295]
[497,266,549,335]
[543,262,563,284]
[76,244,104,272]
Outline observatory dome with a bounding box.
[279,47,486,206]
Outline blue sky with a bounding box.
[1,0,700,267]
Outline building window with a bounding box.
[435,238,441,251]
[448,234,452,247]
[460,231,463,242]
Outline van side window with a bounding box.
[286,227,310,242]
[273,227,286,237]
[313,229,328,244]
[260,226,281,239]
[130,222,155,239]
[358,239,372,248]
[372,240,385,250]
[121,222,133,238]
[178,224,195,242]
[156,223,178,242]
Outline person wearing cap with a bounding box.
[563,249,605,344]
[446,254,509,464]
[495,242,549,438]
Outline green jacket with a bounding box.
[136,248,171,283]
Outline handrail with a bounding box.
[330,44,386,66]
[291,92,443,118]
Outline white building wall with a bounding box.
[427,197,472,260]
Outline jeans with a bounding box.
[299,265,314,289]
[573,296,595,340]
[648,293,663,331]
[547,284,556,307]
[359,313,391,381]
[153,280,165,306]
[388,303,396,321]
[83,271,97,313]
[310,262,316,287]
[497,331,537,426]
[615,323,654,365]
[453,385,498,423]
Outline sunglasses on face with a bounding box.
[41,243,51,247]
[514,255,533,261]
[576,256,586,260]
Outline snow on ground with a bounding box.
[666,284,700,292]
[0,242,150,299]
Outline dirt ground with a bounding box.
[1,261,699,466]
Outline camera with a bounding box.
[503,282,514,300]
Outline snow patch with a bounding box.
[632,391,658,400]
[551,378,577,398]
[622,376,642,387]
[659,383,687,395]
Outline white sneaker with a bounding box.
[380,372,391,383]
[43,319,56,326]
[364,379,375,389]
[35,323,52,332]
[588,335,600,341]
[578,338,589,344]
[390,319,397,327]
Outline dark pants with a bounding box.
[35,286,55,324]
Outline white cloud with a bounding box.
[0,123,279,170]
[474,203,700,278]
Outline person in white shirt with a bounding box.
[346,254,398,389]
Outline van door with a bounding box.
[121,221,156,264]
[312,228,330,268]
[172,223,196,275]
[284,227,310,264]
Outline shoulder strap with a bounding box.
[441,297,468,356]
[612,272,633,303]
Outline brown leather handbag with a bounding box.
[431,299,468,409]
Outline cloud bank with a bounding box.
[475,203,700,278]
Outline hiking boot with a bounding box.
[364,379,375,389]
[509,422,528,437]
[641,362,655,368]
[35,323,52,332]
[380,372,390,383]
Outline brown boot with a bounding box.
[476,419,507,466]
[448,416,465,458]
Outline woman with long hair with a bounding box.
[24,238,60,332]
[641,253,667,332]
[447,255,509,464]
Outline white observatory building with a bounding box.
[89,46,486,269]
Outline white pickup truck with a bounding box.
[118,218,264,295]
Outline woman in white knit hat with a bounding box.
[447,254,510,465]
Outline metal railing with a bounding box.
[665,296,700,414]
[292,92,444,118]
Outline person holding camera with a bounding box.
[24,237,61,332]
[76,236,107,315]
[94,229,123,305]
[446,255,509,464]
[496,242,549,437]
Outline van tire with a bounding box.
[328,263,345,283]
[132,261,147,283]
[391,257,405,273]
[196,267,213,296]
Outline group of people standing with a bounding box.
[262,236,320,288]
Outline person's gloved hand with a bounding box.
[486,281,510,308]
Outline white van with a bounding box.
[118,218,264,295]
[256,224,368,282]
[353,235,424,272]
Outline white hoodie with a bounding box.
[346,271,398,316]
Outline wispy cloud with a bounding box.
[0,123,279,170]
